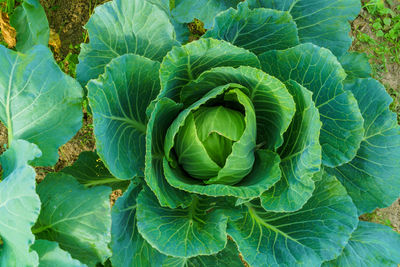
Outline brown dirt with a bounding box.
[39,0,109,61]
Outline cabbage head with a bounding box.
[76,0,400,266]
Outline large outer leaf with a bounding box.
[260,80,321,212]
[228,170,358,267]
[77,0,179,85]
[33,173,112,266]
[0,140,41,267]
[339,52,372,80]
[181,66,295,151]
[158,38,260,101]
[87,54,160,179]
[111,181,166,267]
[10,0,50,52]
[247,0,361,56]
[136,187,229,258]
[61,151,129,190]
[32,240,86,267]
[323,221,400,267]
[328,78,400,214]
[162,240,244,267]
[0,45,83,166]
[171,0,241,28]
[204,2,299,55]
[145,97,193,209]
[260,43,364,167]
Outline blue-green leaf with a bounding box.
[260,80,321,212]
[260,43,364,167]
[204,2,299,54]
[162,239,244,267]
[323,221,400,267]
[111,181,166,267]
[246,0,361,56]
[61,151,129,190]
[33,173,112,266]
[159,38,260,101]
[0,140,41,267]
[77,0,180,85]
[136,187,228,258]
[227,170,358,266]
[32,240,86,267]
[0,45,83,166]
[145,98,193,208]
[10,0,49,52]
[339,52,372,80]
[87,54,160,179]
[327,78,400,214]
[171,0,241,29]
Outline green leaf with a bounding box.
[145,97,193,208]
[171,0,241,28]
[32,240,86,267]
[10,0,50,52]
[159,38,260,101]
[0,45,83,166]
[0,140,41,267]
[77,0,180,85]
[164,149,281,199]
[323,221,400,267]
[181,66,296,150]
[227,170,358,266]
[260,80,321,212]
[162,239,245,267]
[327,78,400,214]
[260,43,364,167]
[33,173,112,266]
[87,54,160,179]
[111,181,166,267]
[136,187,228,258]
[203,2,299,55]
[247,0,361,56]
[61,151,129,190]
[339,52,372,80]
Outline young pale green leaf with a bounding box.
[204,2,299,54]
[181,66,295,150]
[260,80,321,212]
[145,97,193,209]
[171,0,241,29]
[61,151,129,190]
[77,0,180,85]
[0,45,83,166]
[159,38,260,101]
[247,0,361,56]
[323,221,400,267]
[32,240,86,267]
[87,54,161,179]
[162,239,245,267]
[228,170,358,267]
[164,149,281,199]
[207,89,256,185]
[111,182,166,267]
[260,43,364,167]
[328,78,400,214]
[10,0,49,52]
[33,173,112,266]
[136,187,229,258]
[0,140,41,267]
[339,52,372,80]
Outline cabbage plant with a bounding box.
[0,0,400,266]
